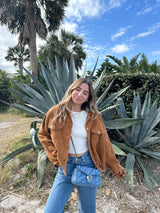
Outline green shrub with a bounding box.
[0,70,11,108]
[98,73,160,116]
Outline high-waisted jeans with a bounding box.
[44,152,100,213]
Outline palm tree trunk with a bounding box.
[26,0,38,78]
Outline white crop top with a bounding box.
[69,110,88,154]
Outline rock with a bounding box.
[0,194,25,209]
[106,187,111,196]
[102,203,119,213]
[0,194,45,213]
[126,193,142,205]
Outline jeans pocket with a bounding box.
[81,155,95,167]
[65,162,75,176]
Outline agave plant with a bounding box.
[113,91,160,190]
[0,56,141,188]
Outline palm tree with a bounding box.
[5,45,30,74]
[38,29,86,72]
[138,53,160,73]
[104,53,160,74]
[105,53,142,73]
[0,0,68,78]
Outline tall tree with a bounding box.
[105,53,142,73]
[38,29,86,71]
[0,0,68,78]
[5,45,30,74]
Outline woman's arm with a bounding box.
[99,115,126,178]
[38,114,59,166]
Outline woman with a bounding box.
[38,78,126,213]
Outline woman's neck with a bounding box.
[71,104,81,112]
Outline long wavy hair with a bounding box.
[52,78,99,127]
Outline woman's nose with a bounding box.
[77,91,83,97]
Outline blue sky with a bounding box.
[0,0,160,73]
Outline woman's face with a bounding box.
[71,83,90,108]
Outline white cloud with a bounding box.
[60,21,78,33]
[106,0,128,10]
[0,26,18,73]
[152,50,160,56]
[131,22,160,40]
[111,25,132,41]
[81,42,108,71]
[65,0,106,21]
[137,6,153,16]
[137,1,160,16]
[111,44,130,53]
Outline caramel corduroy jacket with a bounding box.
[38,105,126,179]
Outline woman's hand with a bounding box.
[118,170,127,177]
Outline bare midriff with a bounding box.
[68,150,88,157]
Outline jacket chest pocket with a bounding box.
[90,129,105,145]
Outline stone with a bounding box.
[0,194,25,209]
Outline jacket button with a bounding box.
[98,131,100,134]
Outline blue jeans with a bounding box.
[44,152,100,213]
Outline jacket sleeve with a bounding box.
[38,113,59,166]
[99,115,126,179]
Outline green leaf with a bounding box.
[104,118,143,129]
[23,67,55,106]
[138,148,160,160]
[0,143,33,165]
[55,56,63,82]
[93,67,106,94]
[100,104,119,116]
[30,128,43,151]
[112,141,142,155]
[138,100,158,144]
[99,86,129,111]
[96,77,116,107]
[117,97,127,118]
[81,63,87,78]
[40,62,60,103]
[136,157,160,190]
[88,56,99,81]
[112,144,127,155]
[135,136,160,148]
[36,150,47,188]
[125,153,135,190]
[0,100,42,117]
[141,91,151,118]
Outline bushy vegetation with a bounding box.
[98,73,160,115]
[0,70,11,111]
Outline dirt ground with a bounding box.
[0,112,160,213]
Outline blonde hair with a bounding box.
[52,78,99,126]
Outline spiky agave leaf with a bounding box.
[136,157,160,190]
[116,91,160,189]
[126,153,135,190]
[104,118,143,130]
[112,144,127,156]
[0,143,33,166]
[36,150,47,188]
